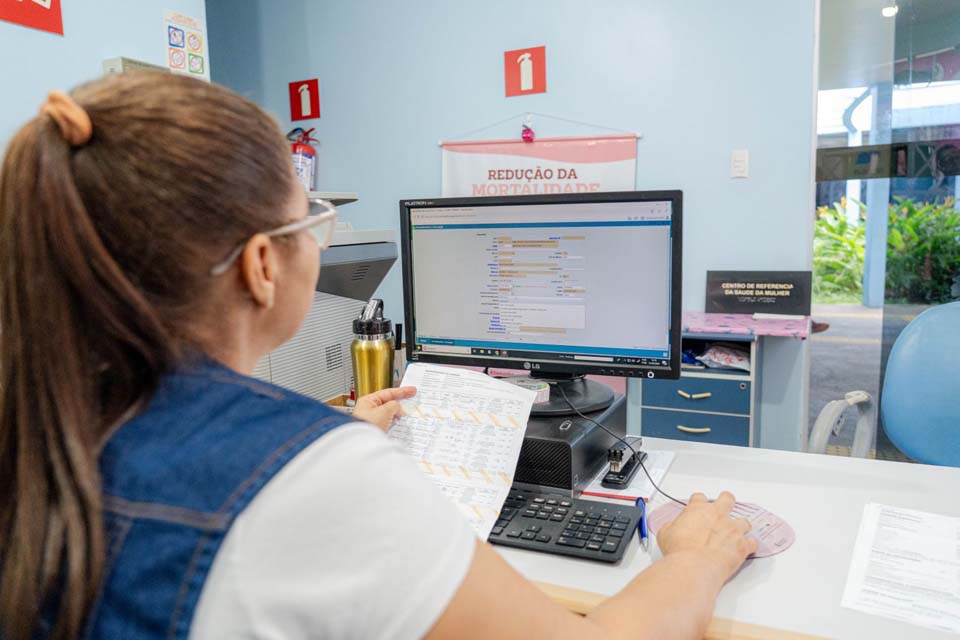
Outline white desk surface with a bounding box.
[498,437,960,640]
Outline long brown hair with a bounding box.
[0,72,297,639]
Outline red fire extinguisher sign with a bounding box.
[504,46,546,97]
[289,79,321,121]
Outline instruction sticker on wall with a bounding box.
[163,9,209,82]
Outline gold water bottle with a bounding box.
[351,299,395,398]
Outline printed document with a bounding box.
[388,363,536,538]
[842,503,960,634]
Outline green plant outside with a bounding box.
[813,197,960,305]
[813,199,865,301]
[886,197,960,304]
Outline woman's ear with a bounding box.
[239,233,277,309]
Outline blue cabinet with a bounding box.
[638,336,758,447]
[642,376,750,416]
[640,408,750,446]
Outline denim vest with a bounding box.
[82,358,353,639]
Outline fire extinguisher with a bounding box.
[288,127,318,191]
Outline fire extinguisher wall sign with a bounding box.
[289,78,321,121]
[504,46,546,97]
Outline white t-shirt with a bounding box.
[189,422,476,639]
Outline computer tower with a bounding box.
[513,394,626,496]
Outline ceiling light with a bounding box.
[881,5,899,17]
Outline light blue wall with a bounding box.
[0,0,206,151]
[209,0,817,317]
[208,0,818,450]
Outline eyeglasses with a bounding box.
[210,199,338,276]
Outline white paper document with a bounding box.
[842,503,960,634]
[388,363,536,538]
[581,446,675,502]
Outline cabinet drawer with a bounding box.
[640,408,749,447]
[642,376,750,415]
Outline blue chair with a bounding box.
[881,302,960,466]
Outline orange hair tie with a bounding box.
[39,91,93,147]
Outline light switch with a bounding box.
[730,149,749,178]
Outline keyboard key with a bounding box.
[575,532,591,540]
[612,523,628,531]
[521,531,537,540]
[536,512,549,520]
[502,508,517,517]
[546,499,558,505]
[600,517,614,525]
[495,519,510,528]
[541,506,554,513]
[507,529,523,538]
[527,525,542,533]
[590,534,605,543]
[491,526,504,536]
[615,516,630,524]
[607,528,624,538]
[602,540,619,553]
[560,501,573,507]
[557,536,586,548]
[595,527,610,537]
[585,518,599,526]
[587,512,601,519]
[533,497,545,504]
[566,524,580,532]
[556,508,568,515]
[570,517,584,525]
[562,529,577,538]
[586,542,602,551]
[536,534,551,543]
[523,510,537,518]
[550,514,564,522]
[573,510,586,518]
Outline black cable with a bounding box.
[556,383,687,507]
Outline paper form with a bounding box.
[388,363,536,538]
[841,503,960,634]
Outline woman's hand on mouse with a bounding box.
[656,491,758,583]
[353,386,417,431]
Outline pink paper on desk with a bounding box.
[647,502,795,558]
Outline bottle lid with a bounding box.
[353,298,392,336]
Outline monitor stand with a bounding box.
[528,373,615,417]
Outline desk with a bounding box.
[496,438,960,640]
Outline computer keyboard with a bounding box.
[487,488,643,563]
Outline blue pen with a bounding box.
[635,497,649,551]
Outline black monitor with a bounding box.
[399,191,682,416]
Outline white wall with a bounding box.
[0,0,206,151]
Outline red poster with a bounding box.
[288,79,320,121]
[0,0,64,36]
[504,45,546,97]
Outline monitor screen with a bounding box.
[399,191,682,380]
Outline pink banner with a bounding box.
[441,134,637,197]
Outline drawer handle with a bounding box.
[677,390,712,400]
[677,425,712,434]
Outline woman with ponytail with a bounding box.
[0,73,755,640]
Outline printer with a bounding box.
[253,193,397,401]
